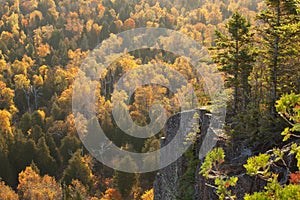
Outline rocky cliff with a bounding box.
[153,108,213,200]
[153,109,297,200]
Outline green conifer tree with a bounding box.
[213,12,255,113]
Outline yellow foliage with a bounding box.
[14,74,31,90]
[22,55,35,67]
[66,179,92,200]
[0,109,12,136]
[141,189,154,200]
[66,114,77,136]
[8,13,19,31]
[36,109,46,121]
[33,74,44,86]
[74,113,88,136]
[21,0,38,12]
[117,55,139,72]
[11,55,34,75]
[65,12,84,35]
[9,105,18,116]
[12,60,28,75]
[29,10,43,23]
[48,7,59,19]
[1,31,13,42]
[67,48,89,69]
[18,167,62,200]
[0,181,19,200]
[41,25,54,39]
[70,179,87,195]
[0,57,8,73]
[97,4,105,18]
[0,81,15,110]
[96,96,112,127]
[39,65,49,76]
[86,19,94,32]
[37,43,51,57]
[92,23,102,35]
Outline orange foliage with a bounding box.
[101,188,122,200]
[123,18,136,30]
[97,4,105,18]
[290,172,300,184]
[21,19,29,27]
[0,181,19,200]
[115,20,123,32]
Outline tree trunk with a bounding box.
[271,1,280,115]
[234,36,239,113]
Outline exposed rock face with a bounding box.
[153,108,261,200]
[153,108,212,200]
[153,109,298,200]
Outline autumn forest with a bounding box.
[0,0,300,199]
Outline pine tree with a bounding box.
[59,135,81,165]
[257,0,299,114]
[213,12,255,113]
[0,135,15,186]
[19,112,32,134]
[35,136,57,175]
[8,133,38,180]
[45,133,62,168]
[113,155,138,199]
[62,150,93,188]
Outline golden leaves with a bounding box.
[0,110,12,135]
[14,74,30,90]
[0,181,19,200]
[101,188,122,200]
[37,43,51,57]
[18,167,62,200]
[65,12,84,36]
[29,10,43,23]
[141,189,154,200]
[0,81,15,112]
[32,75,44,87]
